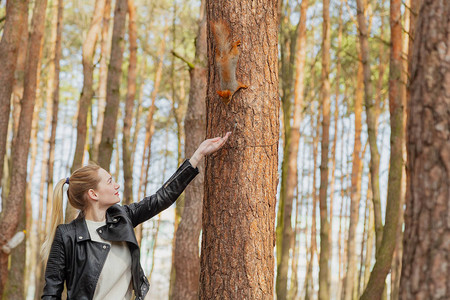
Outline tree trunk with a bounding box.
[98,0,128,171]
[122,0,137,205]
[72,0,106,171]
[363,180,374,291]
[391,0,411,297]
[0,0,48,294]
[168,5,187,292]
[3,200,26,299]
[399,0,450,299]
[318,0,332,298]
[199,1,279,298]
[92,0,112,162]
[307,97,320,300]
[0,0,28,190]
[355,0,382,254]
[172,2,207,299]
[342,59,364,300]
[360,0,404,297]
[329,0,343,257]
[135,28,168,245]
[137,27,168,201]
[35,0,64,294]
[276,0,308,298]
[65,0,106,222]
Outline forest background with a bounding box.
[0,0,448,299]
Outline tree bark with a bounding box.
[306,95,320,300]
[0,0,48,293]
[276,0,308,298]
[92,0,112,162]
[172,2,207,299]
[363,180,374,291]
[71,0,106,171]
[199,1,279,298]
[0,0,28,190]
[391,0,411,297]
[122,0,137,205]
[400,0,450,299]
[360,0,404,297]
[98,0,128,171]
[342,59,364,300]
[318,0,331,297]
[35,0,64,294]
[135,28,168,245]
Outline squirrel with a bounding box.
[210,21,248,104]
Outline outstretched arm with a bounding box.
[124,132,231,226]
[189,132,231,168]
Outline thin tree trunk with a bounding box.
[342,59,364,300]
[276,0,297,295]
[318,0,331,298]
[168,4,186,291]
[72,0,106,171]
[92,0,112,162]
[303,156,312,300]
[122,0,137,205]
[357,184,369,297]
[131,61,146,165]
[0,0,48,294]
[355,0,382,254]
[172,2,207,299]
[97,0,128,170]
[200,1,279,298]
[400,0,449,298]
[137,27,168,201]
[337,105,345,299]
[35,0,64,294]
[38,0,60,222]
[135,28,168,244]
[0,0,28,189]
[66,0,106,222]
[307,106,320,300]
[363,179,374,292]
[360,0,404,296]
[146,215,161,284]
[3,199,26,299]
[276,0,308,298]
[329,0,343,258]
[391,0,411,297]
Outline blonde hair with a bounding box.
[41,164,101,260]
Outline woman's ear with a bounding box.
[87,189,98,201]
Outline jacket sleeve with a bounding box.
[124,159,199,227]
[41,226,66,300]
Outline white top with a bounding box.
[85,219,133,300]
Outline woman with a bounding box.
[41,133,231,300]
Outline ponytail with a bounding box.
[41,178,66,260]
[41,163,101,260]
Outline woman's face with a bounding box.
[91,168,121,208]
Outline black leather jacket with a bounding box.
[41,160,199,300]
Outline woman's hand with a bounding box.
[189,132,231,168]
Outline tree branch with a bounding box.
[171,50,195,70]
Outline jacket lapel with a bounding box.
[73,218,91,242]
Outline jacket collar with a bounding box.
[72,217,91,242]
[71,205,138,247]
[105,204,127,223]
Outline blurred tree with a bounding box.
[0,0,48,295]
[400,0,449,298]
